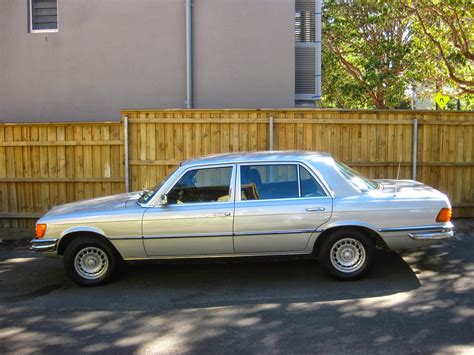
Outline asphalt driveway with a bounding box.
[0,220,473,354]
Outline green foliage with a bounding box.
[321,0,473,109]
[407,0,473,95]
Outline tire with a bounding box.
[319,229,374,281]
[63,237,118,286]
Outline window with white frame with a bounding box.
[30,0,58,32]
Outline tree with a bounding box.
[322,0,423,109]
[406,0,473,95]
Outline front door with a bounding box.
[233,163,332,254]
[143,165,236,256]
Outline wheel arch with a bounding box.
[312,224,388,255]
[57,231,123,260]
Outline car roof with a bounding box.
[181,151,333,167]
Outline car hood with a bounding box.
[44,192,142,217]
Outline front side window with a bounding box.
[30,0,58,32]
[167,167,233,204]
[138,168,177,204]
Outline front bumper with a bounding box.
[30,238,58,252]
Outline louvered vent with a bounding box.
[295,0,315,43]
[296,47,316,94]
[295,0,321,101]
[31,0,58,31]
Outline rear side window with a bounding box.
[240,164,298,200]
[240,164,326,200]
[299,166,326,197]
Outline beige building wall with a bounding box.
[0,0,295,122]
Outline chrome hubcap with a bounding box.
[74,247,109,280]
[330,238,366,273]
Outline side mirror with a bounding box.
[160,194,168,206]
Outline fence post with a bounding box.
[269,115,274,150]
[123,115,130,192]
[412,118,418,180]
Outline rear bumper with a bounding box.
[30,238,58,252]
[408,229,454,240]
[379,222,454,251]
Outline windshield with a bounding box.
[137,168,177,204]
[334,161,378,192]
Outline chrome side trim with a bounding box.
[143,232,234,240]
[409,230,454,240]
[108,236,142,241]
[30,238,58,252]
[234,229,320,237]
[124,250,310,261]
[141,228,324,240]
[379,223,453,233]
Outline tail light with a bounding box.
[436,208,452,222]
[35,224,47,238]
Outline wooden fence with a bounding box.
[0,122,125,237]
[1,109,473,238]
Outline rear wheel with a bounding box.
[319,229,374,280]
[64,237,118,286]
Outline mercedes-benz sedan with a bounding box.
[31,151,454,286]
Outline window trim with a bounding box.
[236,161,330,202]
[160,164,237,207]
[29,0,59,34]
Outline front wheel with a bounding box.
[319,229,374,280]
[63,237,118,286]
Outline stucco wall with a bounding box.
[0,0,295,122]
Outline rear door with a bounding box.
[233,163,332,254]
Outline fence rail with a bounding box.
[1,109,473,238]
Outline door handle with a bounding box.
[212,212,232,217]
[306,207,325,212]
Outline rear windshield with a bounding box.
[335,161,378,192]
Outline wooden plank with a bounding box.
[0,177,125,183]
[0,140,123,147]
[81,126,93,199]
[56,126,67,205]
[0,213,43,218]
[128,118,416,125]
[73,125,85,201]
[92,126,102,196]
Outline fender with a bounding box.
[60,225,107,239]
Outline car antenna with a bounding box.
[394,154,401,197]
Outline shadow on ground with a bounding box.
[0,220,473,353]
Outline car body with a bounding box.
[31,151,454,285]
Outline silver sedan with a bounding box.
[31,151,454,286]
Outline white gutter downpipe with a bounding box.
[185,0,193,109]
